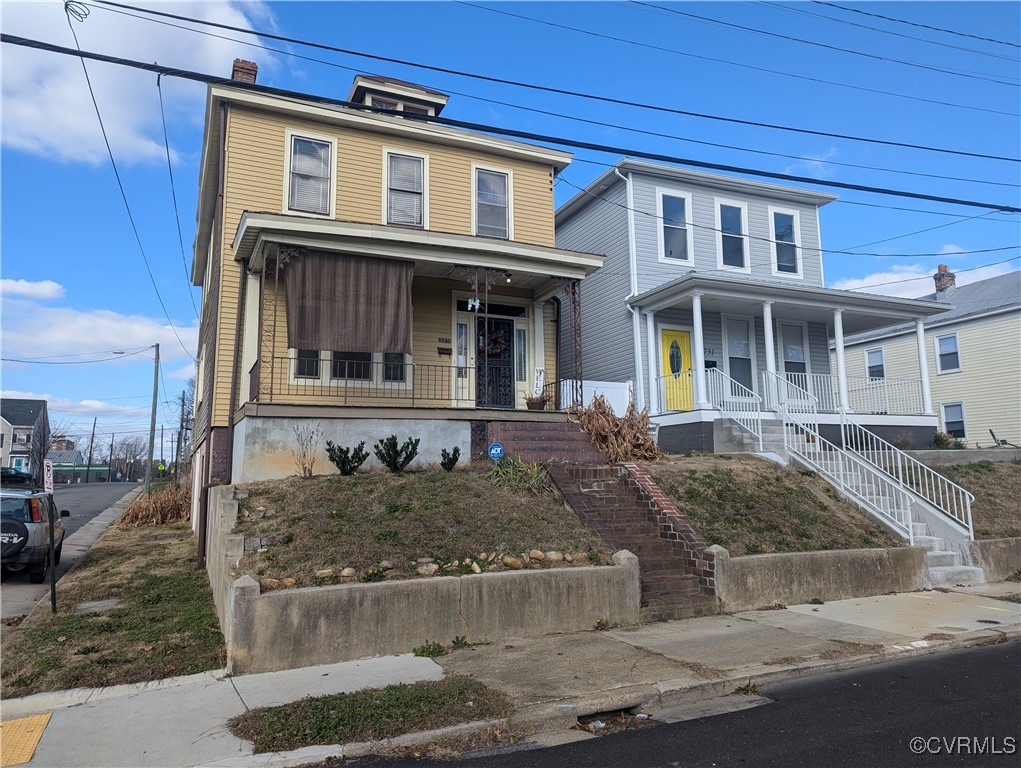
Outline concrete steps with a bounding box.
[488,421,605,465]
[913,527,985,587]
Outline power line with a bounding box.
[5,33,1018,214]
[85,3,1016,190]
[456,0,1018,116]
[845,257,1020,291]
[815,2,1021,49]
[835,198,1021,220]
[59,3,195,362]
[79,0,1021,159]
[631,1,1019,86]
[835,211,1006,252]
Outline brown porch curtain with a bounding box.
[283,250,413,354]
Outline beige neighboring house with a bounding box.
[189,61,603,526]
[837,267,1021,448]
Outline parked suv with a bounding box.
[0,487,69,583]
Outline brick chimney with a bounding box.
[933,264,957,299]
[231,59,258,84]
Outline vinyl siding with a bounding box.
[839,310,1021,445]
[629,171,824,293]
[555,180,632,382]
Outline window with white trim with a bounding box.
[475,168,509,239]
[770,208,800,275]
[725,317,754,391]
[287,134,333,215]
[387,153,424,227]
[935,333,961,373]
[659,191,692,262]
[866,347,885,379]
[941,402,966,438]
[291,350,409,385]
[717,201,748,270]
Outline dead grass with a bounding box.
[925,460,1021,539]
[118,483,190,527]
[0,524,224,698]
[818,640,885,660]
[650,455,901,556]
[233,469,612,586]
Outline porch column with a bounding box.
[762,301,777,406]
[916,319,935,414]
[645,311,660,414]
[832,309,850,412]
[532,300,546,396]
[691,293,709,408]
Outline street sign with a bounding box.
[488,442,505,461]
[43,459,54,493]
[158,463,165,471]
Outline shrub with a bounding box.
[373,435,420,473]
[325,440,369,476]
[488,455,553,496]
[291,423,322,479]
[932,431,966,450]
[440,446,461,472]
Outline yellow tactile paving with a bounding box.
[0,713,51,767]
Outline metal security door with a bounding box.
[477,318,515,408]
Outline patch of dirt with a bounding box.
[764,655,807,666]
[923,633,956,641]
[675,660,728,679]
[818,640,885,660]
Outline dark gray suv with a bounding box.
[1,487,70,583]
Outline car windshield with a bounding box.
[1,497,31,522]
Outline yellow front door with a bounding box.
[661,329,693,411]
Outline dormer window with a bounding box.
[348,75,449,119]
[371,97,398,112]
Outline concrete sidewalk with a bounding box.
[3,581,1018,768]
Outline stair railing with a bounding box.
[763,371,914,543]
[839,414,974,540]
[706,368,762,450]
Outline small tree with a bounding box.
[440,446,460,472]
[292,422,323,478]
[326,440,369,476]
[373,435,420,473]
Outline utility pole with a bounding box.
[160,425,165,476]
[176,390,187,481]
[145,343,159,494]
[107,433,115,482]
[84,417,97,484]
[169,434,176,480]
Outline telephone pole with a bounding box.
[107,433,115,482]
[84,417,97,484]
[145,343,159,494]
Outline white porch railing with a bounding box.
[656,370,695,413]
[840,415,973,539]
[763,371,915,542]
[784,373,924,415]
[706,368,762,450]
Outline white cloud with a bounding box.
[830,264,1018,299]
[1,298,198,363]
[166,362,197,381]
[0,278,66,300]
[0,389,151,429]
[1,1,276,164]
[783,148,838,180]
[938,243,966,256]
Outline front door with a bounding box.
[477,317,515,408]
[661,328,693,411]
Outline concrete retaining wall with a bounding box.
[969,537,1021,583]
[709,545,930,613]
[909,448,1021,466]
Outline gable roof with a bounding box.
[840,270,1020,345]
[47,449,85,466]
[0,398,47,429]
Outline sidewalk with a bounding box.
[2,581,1018,767]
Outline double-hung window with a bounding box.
[935,333,960,373]
[387,153,424,227]
[475,168,509,239]
[287,134,333,215]
[331,351,372,381]
[725,317,754,391]
[295,349,321,379]
[941,402,966,438]
[770,207,800,275]
[717,201,748,270]
[866,348,885,379]
[658,191,692,262]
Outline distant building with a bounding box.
[0,398,49,476]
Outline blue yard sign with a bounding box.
[488,442,505,461]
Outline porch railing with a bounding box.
[706,368,762,450]
[655,370,695,413]
[840,415,973,539]
[784,373,923,415]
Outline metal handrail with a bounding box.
[763,371,914,543]
[655,370,695,413]
[706,368,762,450]
[840,414,974,539]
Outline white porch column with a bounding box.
[645,311,660,414]
[691,293,709,408]
[832,309,850,412]
[532,300,546,396]
[916,318,935,414]
[762,301,777,406]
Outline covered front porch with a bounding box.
[628,273,947,450]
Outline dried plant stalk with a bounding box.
[574,395,663,463]
[117,485,191,527]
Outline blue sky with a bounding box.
[2,0,1018,452]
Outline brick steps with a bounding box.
[548,464,719,623]
[488,421,605,465]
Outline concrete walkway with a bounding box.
[3,582,1017,767]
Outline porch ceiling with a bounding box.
[629,272,948,335]
[233,212,604,300]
